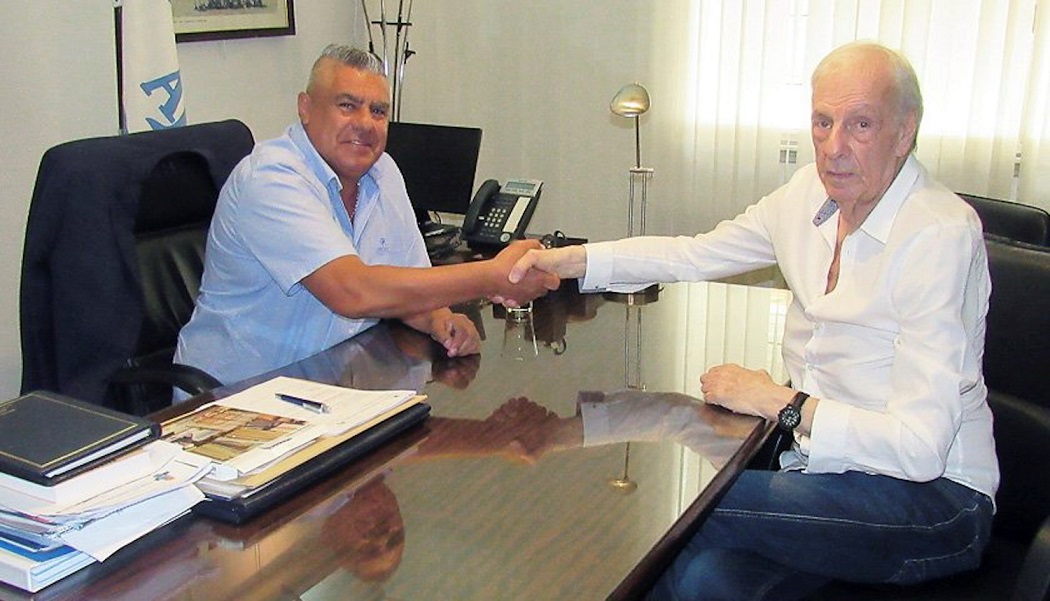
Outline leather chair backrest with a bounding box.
[20,119,254,408]
[960,193,1050,246]
[132,150,217,366]
[983,235,1050,543]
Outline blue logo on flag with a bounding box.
[141,70,186,130]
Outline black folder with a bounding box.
[0,390,159,485]
[192,403,430,525]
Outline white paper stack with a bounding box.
[0,440,211,593]
[163,376,418,482]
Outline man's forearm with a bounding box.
[302,241,557,319]
[400,307,451,335]
[306,259,497,318]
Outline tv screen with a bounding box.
[384,121,483,222]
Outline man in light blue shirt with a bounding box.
[175,45,556,389]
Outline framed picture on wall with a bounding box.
[172,0,295,43]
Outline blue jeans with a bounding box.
[648,470,994,601]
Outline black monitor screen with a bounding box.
[384,121,483,221]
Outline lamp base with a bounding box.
[603,283,661,305]
[608,476,638,493]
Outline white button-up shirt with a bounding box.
[581,156,999,501]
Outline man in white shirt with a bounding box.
[506,42,998,600]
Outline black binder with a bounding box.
[192,403,430,524]
[0,390,159,485]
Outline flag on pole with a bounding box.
[119,0,187,133]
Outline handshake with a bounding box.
[486,239,588,307]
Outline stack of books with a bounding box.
[0,391,211,593]
[160,376,431,524]
[0,378,432,590]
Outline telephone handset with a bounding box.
[462,178,543,249]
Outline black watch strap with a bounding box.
[777,391,810,432]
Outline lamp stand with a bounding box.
[627,117,654,238]
[627,166,654,238]
[624,305,644,390]
[608,307,641,493]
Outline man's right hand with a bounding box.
[508,245,588,283]
[489,240,561,305]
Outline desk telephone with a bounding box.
[462,178,543,249]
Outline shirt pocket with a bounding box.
[355,221,418,266]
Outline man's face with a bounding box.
[810,56,915,209]
[298,59,391,185]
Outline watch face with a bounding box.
[778,405,802,431]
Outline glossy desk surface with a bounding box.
[10,281,792,601]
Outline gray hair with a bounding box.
[812,41,924,150]
[306,44,385,91]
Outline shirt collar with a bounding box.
[811,154,922,245]
[288,121,382,196]
[855,155,921,244]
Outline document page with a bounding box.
[213,376,418,437]
[162,377,419,480]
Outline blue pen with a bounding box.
[275,393,330,414]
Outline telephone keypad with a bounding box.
[463,178,542,250]
[478,196,518,239]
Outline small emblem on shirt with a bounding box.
[813,198,838,226]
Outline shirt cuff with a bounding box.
[580,242,614,292]
[805,396,851,473]
[578,391,613,447]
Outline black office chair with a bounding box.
[20,119,255,415]
[958,193,1050,247]
[811,235,1050,601]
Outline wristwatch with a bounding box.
[777,391,810,432]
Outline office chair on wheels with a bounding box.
[20,119,255,415]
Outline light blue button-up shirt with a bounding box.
[174,122,429,389]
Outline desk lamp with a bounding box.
[610,83,653,237]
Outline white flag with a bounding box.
[120,0,187,132]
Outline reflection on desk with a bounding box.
[14,281,791,601]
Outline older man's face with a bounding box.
[298,59,391,186]
[810,56,916,210]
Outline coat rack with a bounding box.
[360,0,415,121]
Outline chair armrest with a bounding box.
[1012,512,1050,601]
[109,363,222,397]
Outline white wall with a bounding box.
[398,2,659,243]
[1,3,115,401]
[0,2,667,401]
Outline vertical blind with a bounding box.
[647,0,1049,234]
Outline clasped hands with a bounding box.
[481,397,580,464]
[489,241,587,307]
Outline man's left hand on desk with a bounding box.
[699,363,794,420]
[429,310,481,357]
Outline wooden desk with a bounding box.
[10,281,791,601]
